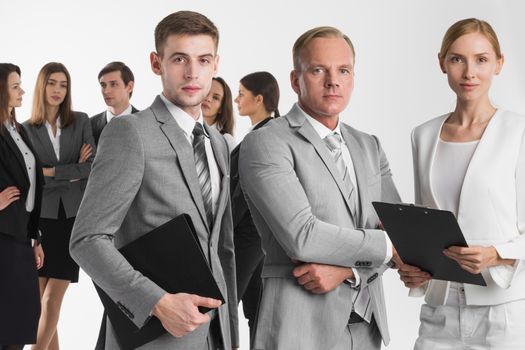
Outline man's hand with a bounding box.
[78,143,93,163]
[33,244,44,269]
[292,263,354,294]
[443,245,515,274]
[152,293,222,338]
[0,186,20,210]
[397,263,431,288]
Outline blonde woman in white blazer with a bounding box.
[398,18,525,349]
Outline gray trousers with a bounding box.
[332,317,382,350]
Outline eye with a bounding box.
[200,57,211,65]
[450,56,463,63]
[478,56,489,63]
[340,68,352,75]
[173,56,186,63]
[312,67,324,74]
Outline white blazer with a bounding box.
[410,109,525,306]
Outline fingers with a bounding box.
[292,263,311,278]
[398,265,431,288]
[191,295,222,310]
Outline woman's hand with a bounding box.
[33,244,44,269]
[43,167,55,177]
[443,245,515,274]
[398,263,432,288]
[0,186,20,210]
[78,143,93,163]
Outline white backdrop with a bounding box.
[2,1,525,349]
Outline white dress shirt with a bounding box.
[160,94,221,215]
[45,116,61,161]
[106,104,132,124]
[4,121,36,212]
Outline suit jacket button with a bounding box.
[367,273,378,284]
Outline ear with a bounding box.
[213,54,220,76]
[495,53,504,75]
[290,70,301,95]
[255,94,264,105]
[126,81,135,95]
[150,51,162,76]
[438,53,446,73]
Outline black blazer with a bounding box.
[90,106,139,146]
[230,117,273,233]
[0,123,44,241]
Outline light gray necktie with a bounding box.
[323,132,358,218]
[192,123,213,228]
[324,132,370,322]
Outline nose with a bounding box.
[464,61,476,79]
[21,88,25,96]
[234,96,239,104]
[185,60,198,80]
[324,69,340,89]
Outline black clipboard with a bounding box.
[93,214,225,350]
[372,202,486,286]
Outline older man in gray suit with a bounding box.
[239,26,401,350]
[70,11,238,350]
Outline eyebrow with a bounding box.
[167,52,215,59]
[448,51,491,57]
[48,78,68,84]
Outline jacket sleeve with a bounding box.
[54,113,97,181]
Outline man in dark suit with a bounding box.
[90,61,139,145]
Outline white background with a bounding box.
[2,1,525,349]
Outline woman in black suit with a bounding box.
[23,62,95,350]
[231,71,280,342]
[0,63,44,350]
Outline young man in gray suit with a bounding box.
[239,26,401,350]
[90,61,139,145]
[70,11,238,350]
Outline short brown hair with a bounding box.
[98,61,135,97]
[439,18,502,59]
[292,26,355,71]
[29,62,74,128]
[154,11,219,56]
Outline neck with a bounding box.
[203,115,216,126]
[249,109,271,126]
[162,92,201,120]
[109,103,130,117]
[46,106,60,124]
[298,101,338,130]
[451,97,496,125]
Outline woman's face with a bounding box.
[234,83,259,117]
[7,72,24,109]
[440,32,503,103]
[45,72,68,107]
[202,79,224,121]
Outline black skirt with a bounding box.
[38,201,79,283]
[0,234,41,345]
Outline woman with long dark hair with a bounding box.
[202,76,236,149]
[0,63,44,350]
[231,71,280,342]
[23,62,95,350]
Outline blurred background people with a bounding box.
[202,76,236,149]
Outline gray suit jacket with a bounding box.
[239,104,400,349]
[22,112,95,219]
[70,96,238,349]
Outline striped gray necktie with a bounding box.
[192,123,213,228]
[323,132,358,218]
[324,132,370,323]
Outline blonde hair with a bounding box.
[292,26,355,71]
[439,18,502,59]
[29,62,74,128]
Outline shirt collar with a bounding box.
[159,93,207,137]
[45,116,61,129]
[297,103,342,139]
[107,104,132,122]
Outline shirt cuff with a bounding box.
[383,231,393,264]
[347,268,360,288]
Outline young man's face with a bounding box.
[151,34,219,118]
[99,71,133,109]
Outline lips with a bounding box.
[202,102,210,110]
[460,84,479,91]
[51,96,62,102]
[182,86,201,94]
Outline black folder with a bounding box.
[93,214,225,350]
[372,202,486,286]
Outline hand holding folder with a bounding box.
[94,214,225,350]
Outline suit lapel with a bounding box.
[206,124,229,235]
[1,127,29,183]
[59,121,72,162]
[288,105,357,221]
[35,124,58,164]
[151,96,211,233]
[340,125,368,226]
